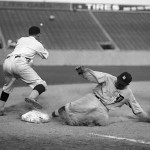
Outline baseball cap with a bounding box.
[29,26,40,35]
[117,72,132,86]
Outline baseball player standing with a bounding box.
[0,26,49,115]
[52,66,149,126]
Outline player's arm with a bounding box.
[126,90,148,121]
[75,66,106,83]
[36,43,49,59]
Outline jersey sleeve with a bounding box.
[81,68,107,83]
[36,42,49,59]
[126,89,145,115]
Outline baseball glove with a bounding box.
[75,66,85,75]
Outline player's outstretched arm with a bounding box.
[75,66,86,75]
[75,66,100,83]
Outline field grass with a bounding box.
[1,65,150,87]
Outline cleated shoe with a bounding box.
[52,111,59,117]
[25,98,42,109]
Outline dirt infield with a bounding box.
[0,82,150,150]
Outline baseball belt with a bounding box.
[94,93,109,110]
[7,55,31,63]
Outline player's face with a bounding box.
[36,33,41,41]
[115,81,126,90]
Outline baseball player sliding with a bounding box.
[0,26,49,115]
[52,66,149,126]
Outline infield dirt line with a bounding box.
[89,133,150,145]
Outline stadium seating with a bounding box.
[93,11,150,50]
[0,9,108,50]
[0,6,150,50]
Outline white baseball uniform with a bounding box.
[59,68,146,126]
[2,36,49,93]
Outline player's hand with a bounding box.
[0,110,5,116]
[75,66,85,74]
[137,111,150,123]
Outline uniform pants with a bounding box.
[59,93,109,126]
[2,56,46,93]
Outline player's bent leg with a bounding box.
[0,74,16,115]
[0,77,14,115]
[90,103,109,126]
[20,66,47,109]
[52,105,75,125]
[0,91,10,116]
[25,83,47,109]
[58,99,109,126]
[58,104,81,126]
[0,91,9,102]
[33,84,46,95]
[93,113,109,126]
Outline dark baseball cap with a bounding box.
[117,72,132,86]
[29,26,40,35]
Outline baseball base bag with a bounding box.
[21,110,50,124]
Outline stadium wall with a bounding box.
[33,50,150,66]
[1,49,150,66]
[1,1,150,12]
[2,0,150,5]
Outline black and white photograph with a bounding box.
[0,0,150,149]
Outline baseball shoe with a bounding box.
[25,98,42,109]
[52,111,59,117]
